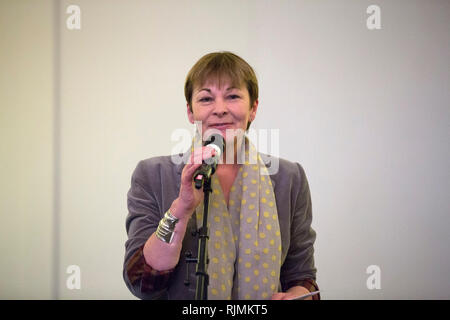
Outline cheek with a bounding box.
[192,108,211,131]
[191,106,208,121]
[233,107,252,124]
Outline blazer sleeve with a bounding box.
[123,160,173,300]
[280,163,318,294]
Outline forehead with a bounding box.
[194,78,246,94]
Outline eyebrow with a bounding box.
[196,87,239,94]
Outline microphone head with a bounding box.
[203,133,225,158]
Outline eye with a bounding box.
[228,94,240,100]
[199,97,212,102]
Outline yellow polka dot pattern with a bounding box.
[195,137,281,300]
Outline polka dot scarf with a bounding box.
[194,137,281,300]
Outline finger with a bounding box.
[182,146,218,187]
[181,163,203,184]
[271,293,285,300]
[189,152,205,165]
[187,151,201,164]
[196,146,216,159]
[184,147,215,175]
[203,145,216,158]
[188,146,216,165]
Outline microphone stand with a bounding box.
[184,171,214,300]
[185,134,223,300]
[194,175,212,300]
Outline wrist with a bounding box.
[170,197,192,221]
[287,285,310,295]
[288,286,314,300]
[155,209,180,244]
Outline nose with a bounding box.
[213,98,228,117]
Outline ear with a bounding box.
[187,103,194,124]
[249,99,259,122]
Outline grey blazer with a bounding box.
[123,153,317,300]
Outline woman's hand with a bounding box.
[172,146,217,220]
[271,286,312,300]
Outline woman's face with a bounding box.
[187,80,258,144]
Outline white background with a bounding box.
[1,0,449,299]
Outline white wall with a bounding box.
[0,0,54,299]
[1,0,449,299]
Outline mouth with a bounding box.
[209,123,233,130]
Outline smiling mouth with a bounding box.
[210,123,233,128]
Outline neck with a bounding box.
[220,138,242,166]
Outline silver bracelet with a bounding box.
[155,209,179,243]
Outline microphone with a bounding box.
[193,133,225,189]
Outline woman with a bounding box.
[123,51,319,300]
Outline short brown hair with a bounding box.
[184,51,258,112]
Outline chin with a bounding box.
[204,126,246,141]
[224,128,247,147]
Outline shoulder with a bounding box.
[131,154,187,185]
[259,153,310,208]
[137,154,183,171]
[259,153,307,185]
